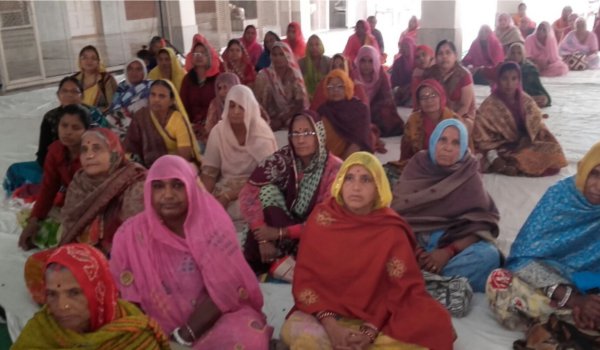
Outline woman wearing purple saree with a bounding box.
[109,155,272,348]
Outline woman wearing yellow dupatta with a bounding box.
[125,79,201,168]
[13,243,169,349]
[148,47,187,92]
[72,45,118,113]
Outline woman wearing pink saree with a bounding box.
[343,20,381,63]
[109,155,272,349]
[559,17,600,70]
[525,22,569,77]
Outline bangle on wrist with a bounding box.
[359,324,378,343]
[184,323,196,342]
[558,286,573,308]
[316,310,340,322]
[545,284,559,299]
[172,327,193,347]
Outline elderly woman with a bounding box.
[343,20,381,63]
[390,36,417,106]
[355,45,404,137]
[474,62,567,176]
[110,155,272,348]
[256,31,281,72]
[559,17,600,70]
[462,25,505,85]
[299,34,331,99]
[3,77,104,197]
[393,120,501,293]
[72,45,117,113]
[399,15,419,43]
[201,85,277,233]
[281,152,454,350]
[507,42,552,108]
[487,142,600,348]
[205,72,241,136]
[254,42,309,130]
[423,40,476,127]
[107,58,152,139]
[15,243,169,349]
[317,69,373,159]
[148,47,186,91]
[221,39,256,86]
[495,13,525,53]
[525,22,569,77]
[18,105,91,251]
[125,80,201,168]
[240,112,342,274]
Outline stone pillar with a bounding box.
[496,0,521,17]
[165,0,197,54]
[418,0,463,54]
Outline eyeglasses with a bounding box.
[326,84,344,91]
[289,131,317,138]
[59,89,82,95]
[192,52,206,57]
[419,92,439,101]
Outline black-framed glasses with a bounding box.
[289,131,317,138]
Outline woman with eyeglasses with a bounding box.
[317,69,374,160]
[240,111,342,275]
[72,45,118,113]
[201,85,277,234]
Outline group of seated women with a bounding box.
[4,14,600,349]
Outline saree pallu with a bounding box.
[73,72,118,112]
[369,67,404,137]
[559,31,600,69]
[12,300,170,350]
[423,64,476,118]
[474,93,567,176]
[520,61,551,107]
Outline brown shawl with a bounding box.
[392,150,499,246]
[124,107,168,168]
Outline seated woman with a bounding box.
[410,45,435,101]
[146,36,166,71]
[424,40,477,129]
[3,77,104,197]
[256,31,281,72]
[507,43,552,108]
[281,152,454,350]
[201,85,277,233]
[317,69,374,159]
[399,15,419,43]
[110,155,272,348]
[495,13,525,53]
[72,45,117,113]
[184,34,222,75]
[181,40,220,141]
[221,39,256,86]
[389,79,464,174]
[107,58,152,139]
[283,21,306,60]
[355,45,404,137]
[462,25,505,85]
[14,243,169,349]
[487,142,600,347]
[299,34,331,100]
[125,80,201,168]
[309,53,369,111]
[343,20,380,63]
[392,120,501,293]
[559,17,600,70]
[60,128,146,253]
[390,36,417,107]
[474,62,567,176]
[18,105,91,251]
[240,112,342,274]
[240,25,263,67]
[525,22,569,77]
[148,47,187,91]
[254,42,309,130]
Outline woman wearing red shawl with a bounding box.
[410,45,435,103]
[473,62,567,176]
[391,36,417,107]
[240,112,342,275]
[525,22,569,77]
[462,25,505,85]
[283,22,306,60]
[317,69,375,159]
[343,20,381,63]
[184,34,222,75]
[281,152,454,350]
[180,39,220,140]
[254,42,309,130]
[423,40,476,129]
[393,119,501,294]
[221,39,256,86]
[16,243,169,349]
[355,45,404,137]
[110,155,272,349]
[239,25,263,67]
[399,16,419,44]
[309,53,369,111]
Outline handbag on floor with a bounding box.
[563,53,588,71]
[423,271,473,318]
